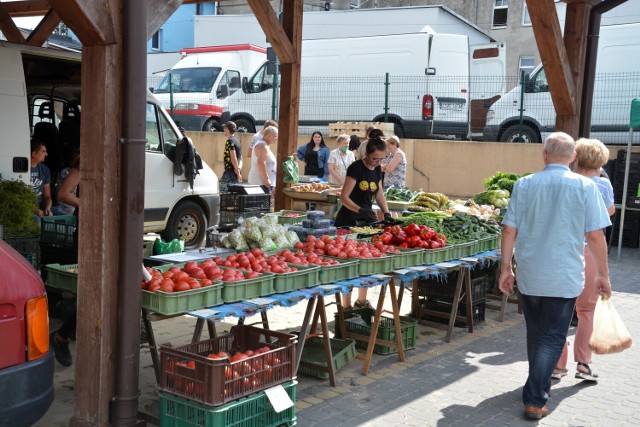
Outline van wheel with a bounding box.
[500,125,539,143]
[393,122,405,138]
[203,118,222,132]
[235,118,255,133]
[161,201,207,249]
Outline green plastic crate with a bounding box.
[273,264,320,293]
[474,236,501,253]
[271,210,306,225]
[390,247,424,269]
[298,337,356,379]
[221,272,275,302]
[141,284,223,315]
[453,241,477,259]
[354,255,395,276]
[40,215,77,247]
[335,307,418,355]
[422,245,455,265]
[45,263,79,292]
[317,258,359,284]
[159,380,297,427]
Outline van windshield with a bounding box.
[154,67,221,94]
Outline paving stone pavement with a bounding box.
[36,248,639,426]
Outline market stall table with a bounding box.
[141,275,392,385]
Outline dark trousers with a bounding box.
[520,294,576,407]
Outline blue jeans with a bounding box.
[519,294,576,407]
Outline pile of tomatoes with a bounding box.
[373,224,447,249]
[293,235,399,259]
[142,261,216,293]
[210,248,300,274]
[274,249,341,266]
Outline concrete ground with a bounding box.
[38,248,639,426]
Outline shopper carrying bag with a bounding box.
[589,296,633,355]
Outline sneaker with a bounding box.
[50,332,73,366]
[551,368,568,380]
[354,299,373,309]
[575,362,598,382]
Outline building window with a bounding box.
[519,56,535,75]
[151,31,159,50]
[522,1,531,26]
[493,0,509,28]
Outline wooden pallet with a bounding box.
[329,122,395,138]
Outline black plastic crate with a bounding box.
[417,272,487,303]
[4,236,40,269]
[218,210,267,231]
[220,193,271,213]
[40,242,78,281]
[616,150,640,163]
[421,300,485,326]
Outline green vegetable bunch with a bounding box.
[473,189,510,208]
[0,176,40,237]
[483,171,521,194]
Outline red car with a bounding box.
[0,240,54,426]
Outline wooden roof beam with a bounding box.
[48,0,115,46]
[1,0,50,18]
[247,0,295,64]
[147,0,183,39]
[0,4,26,43]
[526,0,576,115]
[27,8,61,46]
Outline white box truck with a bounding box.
[222,31,505,139]
[0,41,220,248]
[483,23,640,144]
[152,44,266,132]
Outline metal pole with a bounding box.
[384,72,390,122]
[271,64,279,121]
[514,70,526,143]
[112,0,147,424]
[169,72,174,119]
[617,127,633,261]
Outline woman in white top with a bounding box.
[381,135,407,190]
[248,126,278,193]
[327,134,355,185]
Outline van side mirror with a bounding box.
[426,67,436,76]
[217,84,229,99]
[242,77,250,93]
[148,87,155,93]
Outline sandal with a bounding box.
[575,362,598,382]
[551,368,568,380]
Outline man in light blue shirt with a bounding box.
[499,132,612,420]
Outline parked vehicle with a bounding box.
[0,240,53,427]
[153,44,266,132]
[483,23,640,144]
[0,41,220,248]
[223,31,505,139]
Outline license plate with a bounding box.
[439,102,463,111]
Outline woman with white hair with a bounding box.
[381,135,407,190]
[248,126,278,193]
[327,134,355,185]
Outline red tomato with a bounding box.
[271,265,283,274]
[189,281,201,289]
[148,283,160,293]
[183,261,198,273]
[162,271,174,279]
[174,281,190,292]
[173,271,190,282]
[169,266,181,274]
[245,271,260,279]
[201,278,213,287]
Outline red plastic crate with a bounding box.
[159,325,297,406]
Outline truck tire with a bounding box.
[161,201,207,249]
[234,118,255,133]
[393,122,405,138]
[500,124,539,143]
[202,118,222,132]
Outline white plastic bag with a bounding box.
[589,297,633,355]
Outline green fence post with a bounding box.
[514,70,526,142]
[384,72,390,122]
[271,68,279,121]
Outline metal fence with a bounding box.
[147,72,640,145]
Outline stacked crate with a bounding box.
[611,150,640,248]
[218,193,271,231]
[158,325,298,427]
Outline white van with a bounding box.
[483,23,640,144]
[153,44,266,132]
[0,41,219,248]
[222,31,505,139]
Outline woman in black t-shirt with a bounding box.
[335,138,392,309]
[220,121,242,192]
